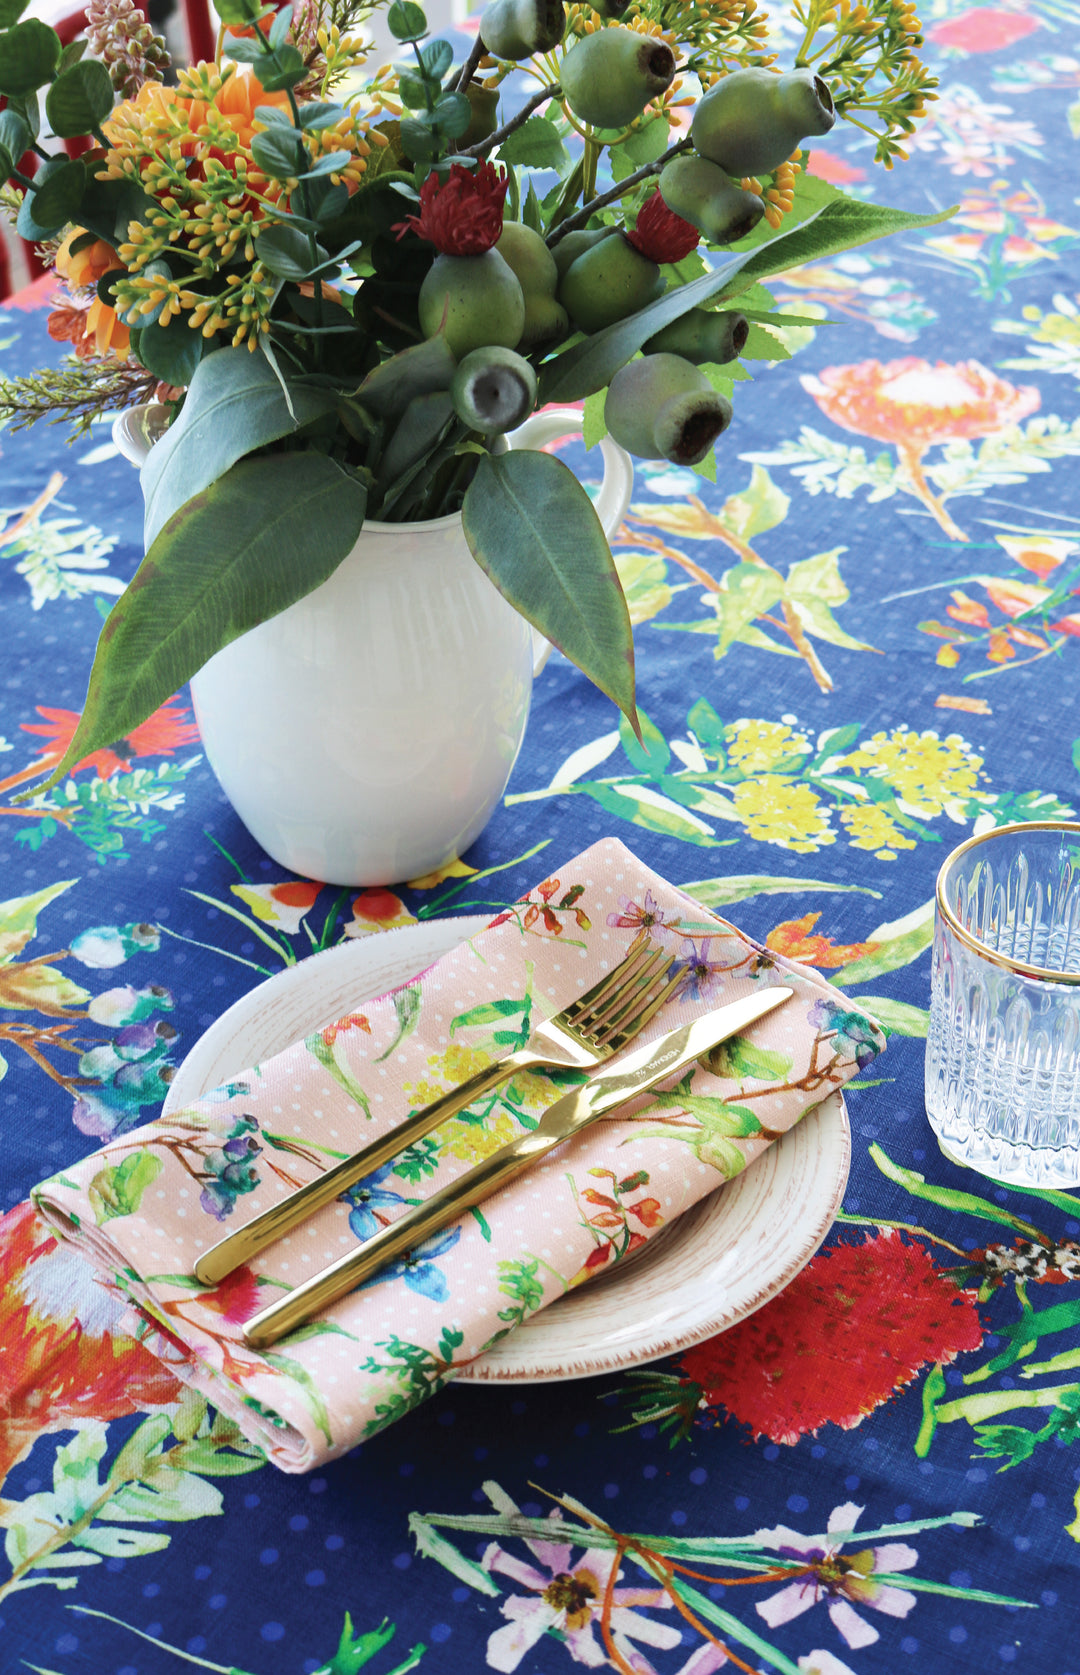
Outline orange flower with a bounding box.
[0,1201,180,1487]
[801,358,1040,448]
[766,912,880,969]
[54,230,122,290]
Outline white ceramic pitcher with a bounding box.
[113,406,633,886]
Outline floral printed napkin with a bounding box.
[32,838,885,1472]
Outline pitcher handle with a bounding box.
[507,405,635,675]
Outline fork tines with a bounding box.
[565,943,679,1049]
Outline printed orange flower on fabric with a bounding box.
[766,913,881,969]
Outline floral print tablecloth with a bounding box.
[2,2,1080,1670]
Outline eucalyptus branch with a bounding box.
[547,136,693,246]
[452,33,486,93]
[462,83,561,158]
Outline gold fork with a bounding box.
[194,941,680,1286]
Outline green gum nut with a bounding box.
[551,223,618,279]
[559,234,664,333]
[644,308,749,365]
[658,155,763,245]
[604,352,733,466]
[418,250,525,358]
[451,345,538,433]
[560,27,676,129]
[496,221,569,348]
[691,66,835,178]
[462,84,500,147]
[480,0,565,59]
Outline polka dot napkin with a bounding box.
[32,839,885,1471]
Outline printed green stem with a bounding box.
[933,1381,1080,1428]
[896,440,969,543]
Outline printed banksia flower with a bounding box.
[396,161,509,256]
[86,0,170,97]
[625,189,700,264]
[677,1231,984,1444]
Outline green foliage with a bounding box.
[463,450,637,732]
[88,1150,163,1222]
[40,454,367,790]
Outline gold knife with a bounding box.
[241,984,794,1348]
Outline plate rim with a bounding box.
[164,917,849,1383]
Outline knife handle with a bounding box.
[194,1054,531,1287]
[242,1124,555,1348]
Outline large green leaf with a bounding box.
[142,347,341,547]
[0,879,77,965]
[716,193,956,301]
[0,18,60,95]
[45,58,113,137]
[43,453,367,788]
[462,450,637,730]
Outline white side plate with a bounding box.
[164,916,850,1383]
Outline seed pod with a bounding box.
[558,234,664,333]
[658,155,763,245]
[604,352,733,465]
[560,27,676,130]
[451,345,539,433]
[644,308,749,365]
[496,221,569,348]
[481,0,565,60]
[550,223,618,279]
[418,249,525,357]
[462,83,500,148]
[691,66,835,178]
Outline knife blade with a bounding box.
[242,984,794,1348]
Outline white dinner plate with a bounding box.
[163,916,850,1382]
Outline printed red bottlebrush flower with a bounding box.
[676,1231,985,1444]
[766,912,881,969]
[394,161,509,255]
[626,189,700,263]
[0,1200,181,1485]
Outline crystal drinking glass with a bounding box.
[925,820,1080,1187]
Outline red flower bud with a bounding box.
[394,161,510,256]
[626,189,700,264]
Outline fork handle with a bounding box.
[193,1051,538,1286]
[243,1123,553,1348]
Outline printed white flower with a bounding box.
[753,1502,918,1649]
[482,1504,682,1672]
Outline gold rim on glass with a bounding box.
[935,819,1080,985]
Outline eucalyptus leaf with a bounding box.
[269,1,293,48]
[379,389,454,486]
[399,116,438,162]
[299,100,347,129]
[45,58,114,137]
[0,0,30,24]
[0,18,61,96]
[254,221,328,279]
[358,333,456,419]
[388,0,428,39]
[24,156,85,234]
[135,311,205,387]
[463,451,637,730]
[0,108,31,168]
[420,37,453,78]
[431,90,471,139]
[251,124,307,180]
[142,345,342,547]
[250,42,305,91]
[43,453,367,789]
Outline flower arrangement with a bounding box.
[0,0,947,781]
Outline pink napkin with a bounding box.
[32,839,884,1471]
